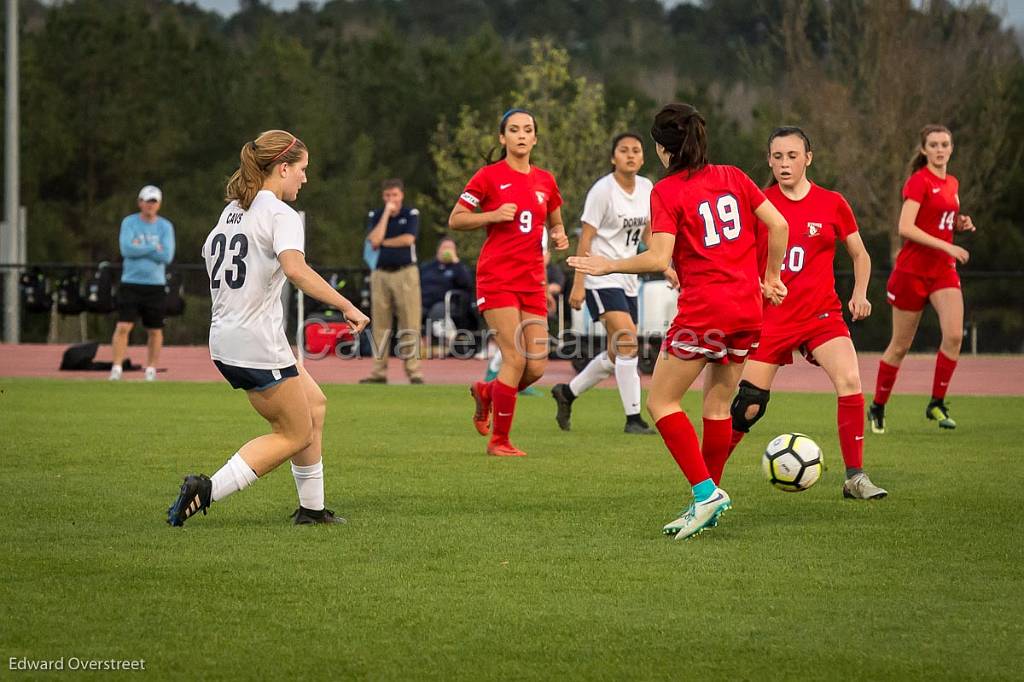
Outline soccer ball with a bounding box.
[762,433,823,492]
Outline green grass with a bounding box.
[1,379,1022,680]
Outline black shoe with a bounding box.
[167,474,212,527]
[926,399,957,429]
[868,402,886,434]
[624,416,656,435]
[290,506,347,525]
[551,383,575,431]
[409,376,425,385]
[359,376,387,384]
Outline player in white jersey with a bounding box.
[552,133,678,434]
[167,130,369,528]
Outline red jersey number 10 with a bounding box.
[697,194,742,247]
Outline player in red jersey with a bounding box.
[720,127,886,500]
[869,125,976,433]
[570,103,789,539]
[448,109,569,457]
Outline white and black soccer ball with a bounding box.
[762,433,823,492]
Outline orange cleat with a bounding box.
[486,439,527,457]
[470,381,492,436]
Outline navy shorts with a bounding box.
[214,361,299,391]
[585,288,638,323]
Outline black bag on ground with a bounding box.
[59,341,137,371]
[164,269,185,317]
[20,268,51,313]
[85,262,116,314]
[60,341,99,370]
[57,272,85,315]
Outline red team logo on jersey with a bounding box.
[806,222,822,237]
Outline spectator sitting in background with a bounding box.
[421,236,473,339]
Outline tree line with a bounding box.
[4,0,1023,349]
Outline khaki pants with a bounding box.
[368,265,422,379]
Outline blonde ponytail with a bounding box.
[225,130,307,210]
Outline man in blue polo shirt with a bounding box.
[109,185,175,382]
[360,178,424,384]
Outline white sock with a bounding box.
[291,458,325,511]
[614,355,642,417]
[569,351,615,397]
[488,348,503,375]
[210,453,258,502]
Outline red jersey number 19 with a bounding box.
[519,210,533,234]
[698,194,742,247]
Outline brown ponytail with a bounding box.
[908,124,952,175]
[225,129,307,210]
[650,103,708,177]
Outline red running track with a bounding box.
[1,343,1021,396]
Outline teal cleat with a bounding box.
[662,488,731,540]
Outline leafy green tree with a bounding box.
[428,40,635,258]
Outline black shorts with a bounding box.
[117,283,166,329]
[585,288,638,323]
[214,361,299,391]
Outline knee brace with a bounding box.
[730,380,771,433]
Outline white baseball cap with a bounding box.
[138,185,162,202]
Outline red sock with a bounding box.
[490,380,517,442]
[837,393,865,470]
[873,361,899,406]
[728,429,746,457]
[702,417,733,486]
[931,351,957,400]
[517,377,535,392]
[655,412,710,486]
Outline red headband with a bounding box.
[265,136,298,169]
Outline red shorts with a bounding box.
[886,268,960,312]
[750,313,850,366]
[476,289,547,317]
[662,324,761,365]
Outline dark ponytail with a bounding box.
[487,108,537,162]
[650,103,708,177]
[908,124,952,174]
[765,126,813,187]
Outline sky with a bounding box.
[191,0,1024,27]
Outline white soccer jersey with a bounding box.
[203,190,304,369]
[579,173,652,296]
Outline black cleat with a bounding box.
[868,402,886,434]
[624,416,656,435]
[167,474,212,527]
[290,506,347,525]
[551,383,575,431]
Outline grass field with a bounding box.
[1,378,1022,680]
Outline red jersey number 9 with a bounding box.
[519,210,533,234]
[697,194,742,247]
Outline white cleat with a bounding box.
[109,365,123,381]
[145,366,157,382]
[663,488,732,540]
[843,472,888,500]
